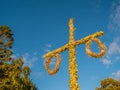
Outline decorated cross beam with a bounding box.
[43,18,107,90]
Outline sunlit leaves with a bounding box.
[0,26,13,61]
[96,78,120,90]
[0,26,37,90]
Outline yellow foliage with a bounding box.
[0,26,37,90]
[96,78,120,90]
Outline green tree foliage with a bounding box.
[0,26,37,90]
[0,26,13,62]
[96,78,120,90]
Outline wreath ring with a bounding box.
[86,38,106,58]
[45,54,61,75]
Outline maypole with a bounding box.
[43,18,106,90]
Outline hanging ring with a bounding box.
[45,54,61,75]
[86,38,106,58]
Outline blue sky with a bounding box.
[0,0,120,90]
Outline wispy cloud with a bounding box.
[111,70,120,81]
[43,44,52,52]
[101,58,112,65]
[22,52,39,68]
[21,52,44,80]
[108,37,120,54]
[102,1,120,66]
[101,37,120,66]
[108,0,120,33]
[11,54,18,59]
[11,52,39,68]
[43,44,54,65]
[32,71,43,77]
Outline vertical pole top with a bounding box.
[69,18,75,32]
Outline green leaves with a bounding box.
[5,41,14,48]
[96,78,120,90]
[0,26,13,61]
[22,66,30,76]
[0,26,37,90]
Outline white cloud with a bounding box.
[44,49,51,52]
[11,51,20,59]
[108,41,120,54]
[22,52,38,68]
[21,52,45,79]
[101,37,120,66]
[32,71,43,77]
[46,44,52,48]
[43,44,52,52]
[108,0,120,33]
[108,37,120,55]
[103,1,120,66]
[30,71,44,81]
[11,52,43,79]
[101,58,112,65]
[11,54,17,59]
[43,44,58,66]
[112,70,120,81]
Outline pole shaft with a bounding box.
[68,18,80,90]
